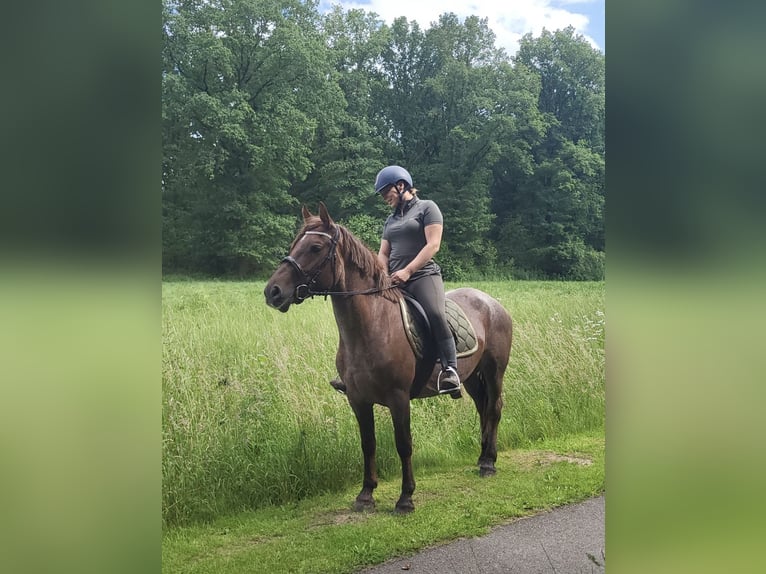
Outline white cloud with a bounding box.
[319,0,599,55]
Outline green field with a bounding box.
[162,280,605,531]
[162,430,604,574]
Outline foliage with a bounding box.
[162,2,605,279]
[341,213,383,251]
[162,0,338,275]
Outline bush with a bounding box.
[341,214,383,252]
[524,240,604,280]
[435,248,468,282]
[569,247,605,281]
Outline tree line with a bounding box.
[162,0,604,280]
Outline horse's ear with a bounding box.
[301,205,313,222]
[318,202,334,228]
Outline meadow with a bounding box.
[162,280,604,529]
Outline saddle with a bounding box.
[399,293,479,361]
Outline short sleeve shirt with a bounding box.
[382,197,443,278]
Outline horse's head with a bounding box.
[264,202,339,312]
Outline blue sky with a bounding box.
[318,0,605,55]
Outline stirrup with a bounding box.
[437,367,461,395]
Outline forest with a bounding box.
[162,0,605,280]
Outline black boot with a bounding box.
[437,337,462,398]
[329,377,346,395]
[438,366,462,397]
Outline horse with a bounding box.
[264,203,513,514]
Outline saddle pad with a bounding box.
[446,299,479,358]
[399,298,479,360]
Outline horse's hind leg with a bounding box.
[350,400,377,511]
[468,367,504,477]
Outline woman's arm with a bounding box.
[390,223,443,285]
[378,238,391,272]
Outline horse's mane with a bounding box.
[299,217,401,303]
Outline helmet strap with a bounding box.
[395,183,406,211]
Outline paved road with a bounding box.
[359,495,605,573]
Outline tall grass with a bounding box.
[162,280,604,528]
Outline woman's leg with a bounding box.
[403,275,460,393]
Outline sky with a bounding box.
[317,0,605,56]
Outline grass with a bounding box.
[162,280,604,529]
[162,431,604,574]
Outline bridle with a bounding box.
[281,228,340,303]
[280,226,397,302]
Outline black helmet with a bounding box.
[374,165,412,194]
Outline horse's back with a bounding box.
[446,287,513,360]
[446,287,512,327]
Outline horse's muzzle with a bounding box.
[264,282,292,313]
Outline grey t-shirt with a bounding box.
[382,197,443,278]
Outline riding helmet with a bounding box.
[374,165,413,194]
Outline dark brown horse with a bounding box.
[264,203,512,513]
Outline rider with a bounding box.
[330,165,461,398]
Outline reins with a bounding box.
[308,284,399,299]
[281,227,398,302]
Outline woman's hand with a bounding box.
[390,267,412,285]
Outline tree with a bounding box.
[162,0,338,275]
[371,14,509,277]
[515,26,605,153]
[290,7,390,229]
[492,26,605,278]
[161,3,606,280]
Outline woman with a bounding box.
[331,165,461,397]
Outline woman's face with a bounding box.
[381,185,399,208]
[381,183,413,208]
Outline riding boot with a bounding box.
[436,336,462,398]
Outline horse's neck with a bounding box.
[330,265,393,338]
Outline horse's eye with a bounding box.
[310,243,322,253]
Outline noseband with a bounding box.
[280,228,340,302]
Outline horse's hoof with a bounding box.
[479,465,496,477]
[394,499,415,514]
[353,499,375,512]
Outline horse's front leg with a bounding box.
[390,394,415,514]
[349,400,377,511]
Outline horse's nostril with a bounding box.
[264,283,283,305]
